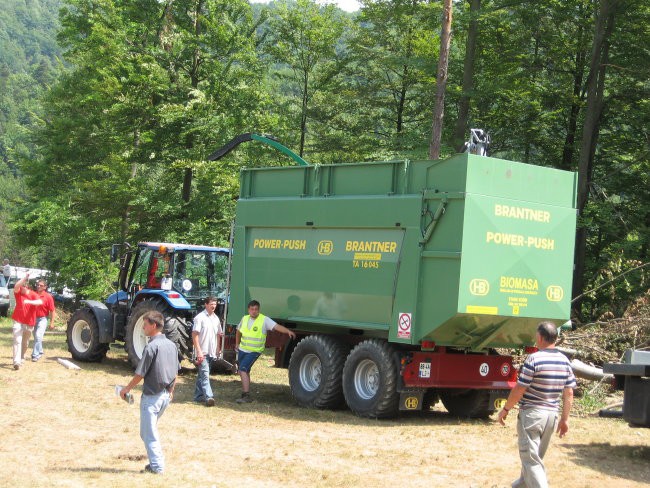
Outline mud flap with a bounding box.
[399,389,424,411]
[489,389,510,411]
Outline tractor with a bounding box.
[66,242,235,368]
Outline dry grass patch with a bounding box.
[1,317,649,488]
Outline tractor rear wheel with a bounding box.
[342,339,399,418]
[440,389,492,418]
[125,300,190,368]
[288,335,348,409]
[67,308,108,362]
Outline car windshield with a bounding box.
[172,251,228,299]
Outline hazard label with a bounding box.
[397,312,411,339]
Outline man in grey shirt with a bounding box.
[121,311,178,474]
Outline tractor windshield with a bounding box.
[172,250,228,300]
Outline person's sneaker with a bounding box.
[32,356,39,362]
[205,397,215,407]
[143,464,162,474]
[235,393,253,404]
[13,363,20,370]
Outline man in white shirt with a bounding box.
[192,296,222,406]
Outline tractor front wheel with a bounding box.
[66,308,108,362]
[125,300,190,368]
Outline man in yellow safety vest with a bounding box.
[235,300,296,403]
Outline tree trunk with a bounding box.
[396,65,408,136]
[561,6,588,171]
[451,0,480,152]
[429,0,453,160]
[181,0,204,202]
[121,129,140,244]
[572,0,619,310]
[299,71,309,158]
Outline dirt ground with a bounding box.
[0,320,648,488]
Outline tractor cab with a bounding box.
[100,242,231,367]
[113,242,229,316]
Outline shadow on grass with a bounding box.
[171,376,494,428]
[51,466,142,474]
[563,442,650,483]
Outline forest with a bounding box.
[0,0,648,322]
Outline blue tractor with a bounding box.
[66,242,232,368]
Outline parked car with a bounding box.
[0,275,11,317]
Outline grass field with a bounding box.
[0,317,649,488]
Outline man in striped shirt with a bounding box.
[498,321,576,488]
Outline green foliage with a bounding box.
[0,0,648,317]
[573,382,610,416]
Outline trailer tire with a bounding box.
[342,339,399,418]
[67,309,109,362]
[289,335,348,409]
[440,389,492,419]
[125,300,189,368]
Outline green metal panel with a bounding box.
[227,154,578,351]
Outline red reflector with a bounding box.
[421,340,436,349]
[524,346,538,353]
[168,293,180,298]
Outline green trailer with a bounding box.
[227,152,577,418]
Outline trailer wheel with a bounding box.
[288,335,348,409]
[125,300,189,368]
[342,339,399,418]
[440,389,492,418]
[67,309,109,362]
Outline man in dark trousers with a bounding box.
[120,311,178,474]
[498,321,576,488]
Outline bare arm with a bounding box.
[557,387,573,437]
[120,374,144,400]
[273,323,296,340]
[497,383,527,425]
[13,275,28,294]
[235,329,241,350]
[192,330,203,363]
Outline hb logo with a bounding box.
[318,240,333,255]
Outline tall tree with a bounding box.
[451,0,480,151]
[264,0,348,157]
[429,0,453,159]
[572,0,621,309]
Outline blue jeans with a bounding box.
[140,390,170,473]
[237,350,261,373]
[194,357,214,402]
[32,317,47,359]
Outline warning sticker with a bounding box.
[397,312,411,339]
